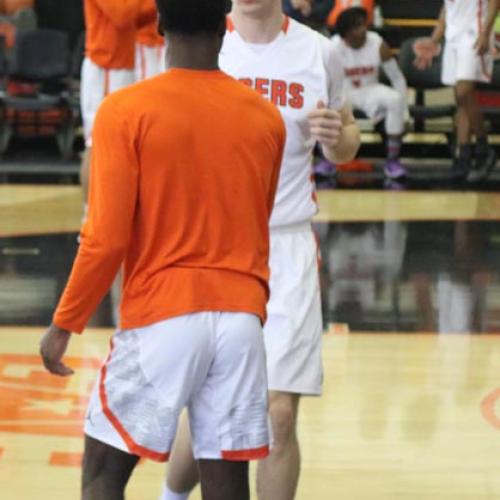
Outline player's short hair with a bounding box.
[336,7,368,38]
[156,0,227,36]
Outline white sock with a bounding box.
[159,483,190,500]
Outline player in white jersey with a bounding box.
[415,0,499,182]
[331,7,409,180]
[160,1,360,500]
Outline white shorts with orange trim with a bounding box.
[442,40,493,86]
[264,222,323,396]
[80,57,135,147]
[84,312,269,462]
[134,43,166,82]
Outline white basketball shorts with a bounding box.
[80,57,135,147]
[84,312,269,462]
[265,222,323,396]
[442,40,493,86]
[135,43,166,82]
[349,83,406,135]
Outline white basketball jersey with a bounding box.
[331,31,382,91]
[445,0,489,44]
[220,17,345,228]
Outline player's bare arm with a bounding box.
[414,6,445,70]
[308,101,360,163]
[40,324,74,377]
[474,0,500,54]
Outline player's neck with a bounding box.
[166,35,220,71]
[230,7,285,44]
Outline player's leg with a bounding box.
[161,415,199,500]
[441,43,471,179]
[457,49,496,182]
[198,460,250,500]
[256,391,300,500]
[82,434,140,500]
[257,226,323,500]
[189,312,269,500]
[376,84,407,179]
[79,58,103,204]
[454,80,475,177]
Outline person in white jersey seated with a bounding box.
[331,7,409,180]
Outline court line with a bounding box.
[481,388,500,430]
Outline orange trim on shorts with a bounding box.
[221,445,269,461]
[140,45,146,81]
[104,69,110,97]
[99,340,170,463]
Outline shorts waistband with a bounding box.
[270,221,312,234]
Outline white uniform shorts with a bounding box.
[265,222,323,396]
[80,57,135,147]
[135,43,166,82]
[349,83,406,135]
[84,312,269,462]
[442,40,493,86]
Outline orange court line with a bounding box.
[481,388,500,430]
[49,452,83,467]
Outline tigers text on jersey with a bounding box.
[445,0,489,45]
[331,32,382,91]
[220,17,345,228]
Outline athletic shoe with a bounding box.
[451,156,470,180]
[467,148,497,183]
[384,160,407,179]
[314,159,336,177]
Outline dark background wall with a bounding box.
[34,0,83,48]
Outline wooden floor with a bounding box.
[0,328,499,499]
[2,184,500,498]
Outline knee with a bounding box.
[385,91,404,112]
[269,399,298,452]
[455,86,474,107]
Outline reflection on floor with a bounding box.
[2,221,499,333]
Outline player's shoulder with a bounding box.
[366,30,383,46]
[287,17,329,45]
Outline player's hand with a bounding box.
[474,31,490,55]
[40,324,74,376]
[308,101,343,150]
[413,38,440,70]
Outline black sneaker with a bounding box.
[467,148,497,183]
[451,156,470,180]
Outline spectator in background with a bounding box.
[327,0,374,31]
[331,7,408,180]
[80,0,157,202]
[135,0,166,81]
[0,0,33,15]
[282,0,333,31]
[415,0,499,182]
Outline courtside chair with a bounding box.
[1,29,76,159]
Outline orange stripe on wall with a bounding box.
[49,452,83,467]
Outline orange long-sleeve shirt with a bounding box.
[54,69,286,333]
[85,0,157,69]
[136,0,164,47]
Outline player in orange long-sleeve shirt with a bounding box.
[40,0,286,498]
[135,0,166,81]
[80,0,157,200]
